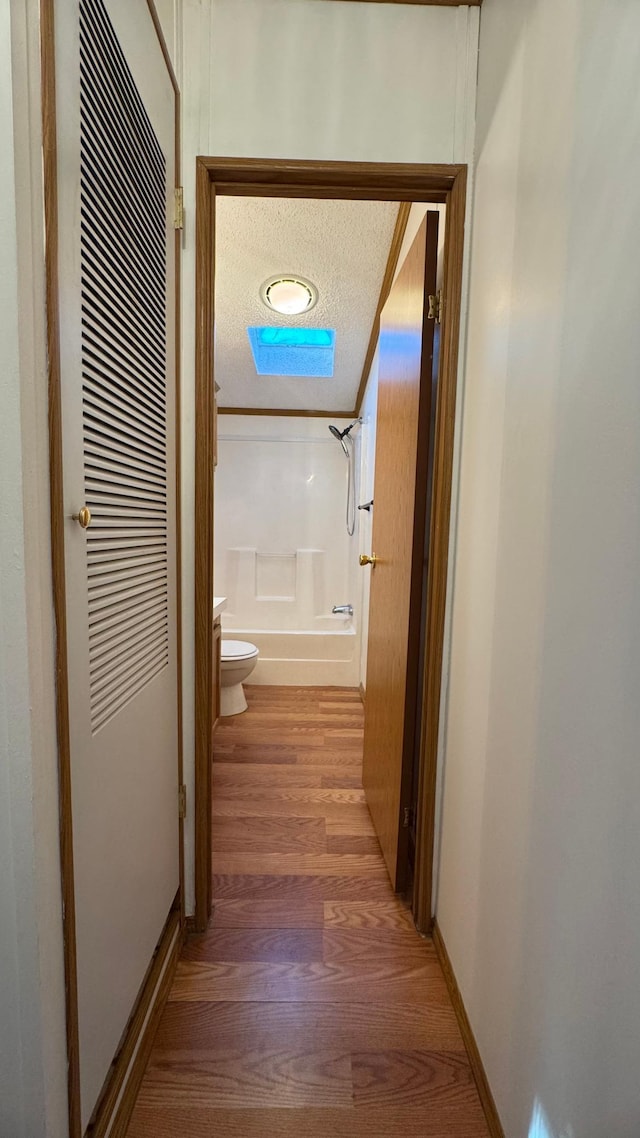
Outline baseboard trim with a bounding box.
[432,921,506,1138]
[358,682,365,704]
[87,903,184,1138]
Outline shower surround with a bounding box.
[214,415,361,685]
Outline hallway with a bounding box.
[126,686,489,1136]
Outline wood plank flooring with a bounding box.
[126,686,490,1137]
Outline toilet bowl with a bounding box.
[220,640,259,716]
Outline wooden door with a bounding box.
[53,0,179,1126]
[362,212,440,891]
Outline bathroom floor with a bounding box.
[126,686,490,1136]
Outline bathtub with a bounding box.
[221,626,359,686]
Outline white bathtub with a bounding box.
[222,627,359,686]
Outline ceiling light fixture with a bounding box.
[260,275,318,316]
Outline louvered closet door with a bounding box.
[54,0,179,1126]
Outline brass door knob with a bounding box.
[72,506,92,529]
[359,553,378,567]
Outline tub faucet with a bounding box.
[332,604,353,617]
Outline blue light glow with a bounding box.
[528,1099,574,1138]
[529,1102,555,1138]
[247,326,335,377]
[257,327,333,347]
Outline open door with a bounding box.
[362,211,440,891]
[47,0,180,1128]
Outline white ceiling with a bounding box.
[214,196,400,413]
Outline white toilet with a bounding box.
[220,640,259,716]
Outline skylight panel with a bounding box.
[247,326,336,377]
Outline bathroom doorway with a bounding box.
[211,195,395,693]
[193,158,467,936]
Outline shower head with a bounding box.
[329,419,362,536]
[328,418,362,455]
[329,423,350,457]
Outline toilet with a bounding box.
[220,640,259,716]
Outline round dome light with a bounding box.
[260,276,318,316]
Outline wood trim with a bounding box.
[173,81,185,929]
[145,0,179,96]
[358,682,366,705]
[42,2,184,1130]
[194,159,215,931]
[40,1,82,1131]
[354,202,411,414]
[412,168,467,935]
[194,158,468,932]
[173,80,185,929]
[218,407,349,419]
[87,904,184,1138]
[432,922,505,1138]
[315,1,481,5]
[144,0,186,926]
[197,156,461,202]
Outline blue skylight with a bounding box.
[247,326,336,377]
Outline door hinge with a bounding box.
[427,290,442,324]
[173,186,184,231]
[178,784,187,819]
[403,805,414,829]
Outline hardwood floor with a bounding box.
[126,686,490,1137]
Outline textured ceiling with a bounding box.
[214,196,400,413]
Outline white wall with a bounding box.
[437,2,640,1136]
[194,0,478,164]
[180,0,480,912]
[1,2,68,1134]
[0,22,46,1119]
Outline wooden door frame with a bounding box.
[41,2,183,1134]
[194,156,467,934]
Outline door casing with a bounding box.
[194,157,467,935]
